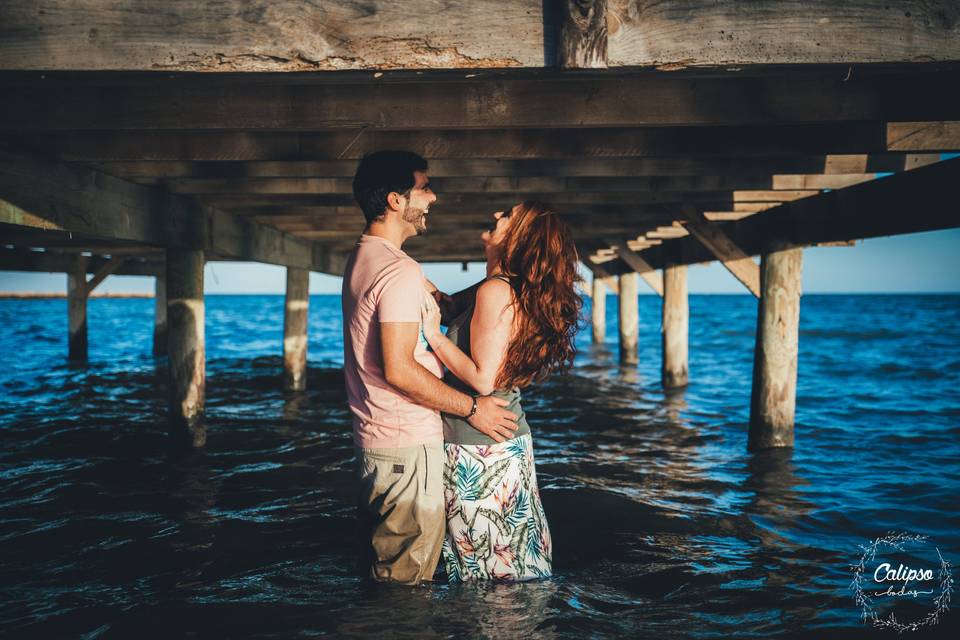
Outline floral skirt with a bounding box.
[441,434,552,582]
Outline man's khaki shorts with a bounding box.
[355,440,444,585]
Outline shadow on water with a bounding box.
[1,292,959,637]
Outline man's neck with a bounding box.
[365,220,410,250]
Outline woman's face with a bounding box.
[480,204,520,248]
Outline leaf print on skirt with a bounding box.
[442,434,552,582]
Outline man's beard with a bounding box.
[402,201,428,235]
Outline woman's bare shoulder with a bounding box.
[475,277,514,313]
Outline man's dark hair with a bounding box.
[352,150,428,224]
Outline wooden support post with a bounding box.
[749,245,803,451]
[591,273,606,344]
[661,264,689,389]
[618,272,639,365]
[67,254,88,361]
[283,267,310,391]
[152,273,167,357]
[560,0,608,69]
[166,248,205,448]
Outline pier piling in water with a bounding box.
[749,245,803,450]
[166,248,205,448]
[591,274,606,344]
[661,264,689,389]
[67,254,88,361]
[618,272,639,365]
[152,273,167,358]
[283,267,309,391]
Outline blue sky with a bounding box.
[2,227,958,295]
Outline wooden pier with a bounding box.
[1,1,958,449]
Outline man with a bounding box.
[342,150,519,585]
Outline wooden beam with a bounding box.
[887,121,960,152]
[3,73,959,130]
[607,1,960,67]
[2,2,959,71]
[561,0,608,69]
[166,247,205,448]
[612,242,664,296]
[673,208,761,297]
[583,259,619,294]
[634,156,960,270]
[0,247,163,276]
[771,174,878,190]
[661,264,688,389]
[0,150,334,273]
[71,155,943,176]
[2,122,897,159]
[83,256,127,294]
[618,272,639,365]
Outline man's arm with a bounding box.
[381,322,518,442]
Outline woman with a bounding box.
[420,200,582,581]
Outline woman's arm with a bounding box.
[422,279,514,396]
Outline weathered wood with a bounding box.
[66,254,88,361]
[591,273,607,344]
[282,267,310,392]
[749,245,803,450]
[0,150,333,272]
[153,273,167,358]
[2,1,958,71]
[607,0,960,67]
[76,155,941,176]
[166,248,205,448]
[887,121,960,151]
[4,73,958,130]
[613,242,664,296]
[771,174,877,190]
[661,264,688,389]
[0,1,545,71]
[0,246,163,276]
[561,0,608,69]
[674,208,761,297]
[618,272,639,365]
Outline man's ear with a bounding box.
[385,191,404,213]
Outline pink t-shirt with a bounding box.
[341,234,443,448]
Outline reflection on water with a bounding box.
[0,294,958,637]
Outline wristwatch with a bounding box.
[464,395,478,420]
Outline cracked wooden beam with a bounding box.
[561,0,608,70]
[673,207,761,298]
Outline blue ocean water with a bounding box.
[0,293,957,637]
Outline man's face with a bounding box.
[400,170,436,235]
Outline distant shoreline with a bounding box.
[0,292,154,299]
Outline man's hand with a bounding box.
[467,395,518,443]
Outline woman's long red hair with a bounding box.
[494,201,583,390]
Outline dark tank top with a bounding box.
[440,275,531,445]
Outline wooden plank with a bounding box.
[887,121,960,152]
[0,1,545,71]
[771,174,877,190]
[613,242,664,296]
[0,150,334,272]
[584,258,620,294]
[161,174,784,195]
[77,155,942,176]
[673,207,761,297]
[607,0,960,67]
[2,122,892,158]
[3,72,959,130]
[561,0,608,69]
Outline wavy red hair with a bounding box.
[493,201,583,390]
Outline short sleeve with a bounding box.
[376,259,424,323]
